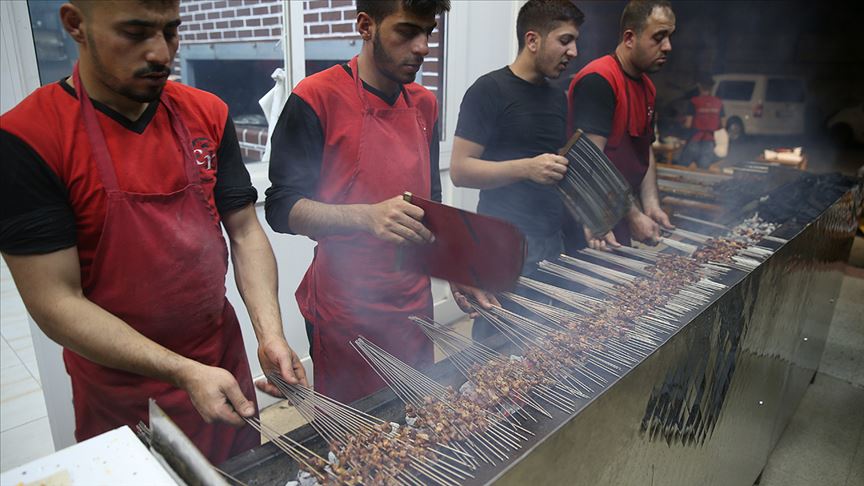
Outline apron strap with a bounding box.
[73,64,120,192]
[72,63,201,191]
[160,96,201,185]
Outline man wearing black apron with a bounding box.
[566,0,676,250]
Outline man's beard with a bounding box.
[537,45,564,80]
[87,34,168,103]
[634,44,664,74]
[372,30,418,85]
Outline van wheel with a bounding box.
[726,118,745,141]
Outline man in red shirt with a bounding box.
[566,0,676,248]
[677,76,725,168]
[0,0,305,463]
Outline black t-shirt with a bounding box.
[569,73,617,137]
[455,66,567,236]
[0,81,256,255]
[265,64,441,235]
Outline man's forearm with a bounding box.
[450,156,529,190]
[228,223,284,345]
[289,198,371,240]
[35,293,198,387]
[640,150,661,210]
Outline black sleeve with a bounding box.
[264,93,324,235]
[430,121,441,203]
[454,76,501,146]
[685,100,695,116]
[0,130,77,255]
[569,73,616,137]
[214,116,258,216]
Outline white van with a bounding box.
[712,74,806,140]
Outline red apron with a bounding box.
[690,95,724,142]
[63,64,258,464]
[606,65,654,245]
[298,56,434,404]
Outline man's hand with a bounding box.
[179,363,255,427]
[583,227,621,250]
[450,283,500,318]
[628,210,661,244]
[365,195,434,245]
[255,337,308,396]
[521,153,569,185]
[644,206,674,230]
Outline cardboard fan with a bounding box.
[400,192,526,292]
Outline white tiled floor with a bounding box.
[0,259,54,472]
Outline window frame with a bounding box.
[715,80,756,102]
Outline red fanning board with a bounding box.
[401,193,526,292]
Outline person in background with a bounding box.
[0,0,306,463]
[266,0,494,404]
[676,75,725,168]
[566,0,676,250]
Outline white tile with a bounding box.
[0,364,47,432]
[5,334,34,353]
[0,416,55,473]
[12,338,35,358]
[22,360,41,385]
[0,318,31,343]
[0,337,21,370]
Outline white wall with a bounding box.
[3,0,525,451]
[439,0,522,213]
[1,1,40,115]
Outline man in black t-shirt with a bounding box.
[450,0,586,339]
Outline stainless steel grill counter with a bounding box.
[221,169,862,486]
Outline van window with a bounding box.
[716,81,755,101]
[766,79,805,103]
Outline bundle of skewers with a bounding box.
[668,213,786,271]
[352,336,532,467]
[265,375,477,486]
[558,130,635,235]
[409,316,578,419]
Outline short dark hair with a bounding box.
[697,74,715,90]
[619,0,672,39]
[71,0,178,16]
[355,0,451,23]
[516,0,585,51]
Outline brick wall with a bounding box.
[303,1,445,95]
[178,0,284,44]
[237,126,269,162]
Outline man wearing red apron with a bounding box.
[0,1,306,464]
[565,0,677,249]
[266,0,492,404]
[677,76,725,168]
